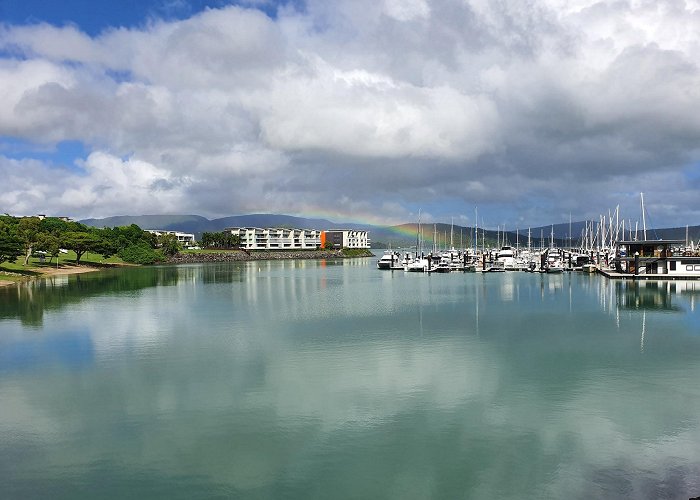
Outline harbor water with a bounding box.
[1,256,700,499]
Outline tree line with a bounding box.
[200,231,240,248]
[0,216,173,265]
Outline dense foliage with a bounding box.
[201,231,239,249]
[118,242,163,264]
[0,220,24,263]
[157,233,182,257]
[0,216,164,265]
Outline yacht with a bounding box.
[545,248,564,273]
[406,257,429,272]
[497,246,518,270]
[484,261,506,272]
[377,251,399,270]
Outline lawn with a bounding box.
[1,251,125,272]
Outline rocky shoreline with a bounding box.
[167,249,373,264]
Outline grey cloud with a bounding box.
[0,1,699,225]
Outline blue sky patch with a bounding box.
[0,137,89,174]
[0,0,295,36]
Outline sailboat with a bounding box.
[406,210,429,272]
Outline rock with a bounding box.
[167,250,354,264]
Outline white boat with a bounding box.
[497,246,518,270]
[392,253,413,270]
[545,248,564,273]
[582,263,597,273]
[377,251,398,270]
[428,262,451,273]
[484,261,506,272]
[406,258,429,272]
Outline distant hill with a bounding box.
[81,214,386,242]
[81,215,213,234]
[81,214,700,248]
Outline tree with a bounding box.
[201,231,239,249]
[61,232,101,263]
[36,233,60,263]
[118,242,163,264]
[0,222,23,264]
[18,217,42,265]
[158,233,181,257]
[92,237,118,260]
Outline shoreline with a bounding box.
[1,250,375,286]
[167,249,373,264]
[0,264,113,287]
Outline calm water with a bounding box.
[2,256,700,499]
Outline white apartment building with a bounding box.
[146,230,196,246]
[322,230,371,249]
[227,227,322,250]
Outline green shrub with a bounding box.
[118,242,164,264]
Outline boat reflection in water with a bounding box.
[615,279,700,312]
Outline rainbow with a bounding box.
[292,206,470,245]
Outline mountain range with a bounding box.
[81,214,700,248]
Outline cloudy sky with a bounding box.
[1,0,699,227]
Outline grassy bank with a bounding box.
[340,248,374,257]
[0,252,129,286]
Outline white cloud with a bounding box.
[0,152,189,217]
[382,0,430,22]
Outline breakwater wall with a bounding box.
[168,249,372,264]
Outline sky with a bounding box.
[1,0,699,228]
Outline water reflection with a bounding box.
[2,264,700,498]
[614,280,700,313]
[0,266,180,326]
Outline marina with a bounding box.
[377,199,700,281]
[377,244,700,280]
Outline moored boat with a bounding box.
[377,251,399,270]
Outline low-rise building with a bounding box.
[321,230,371,249]
[146,230,196,247]
[614,239,700,278]
[226,227,322,250]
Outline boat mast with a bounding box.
[641,192,647,240]
[416,209,421,257]
[474,207,478,257]
[540,229,544,251]
[433,224,437,253]
[550,225,554,249]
